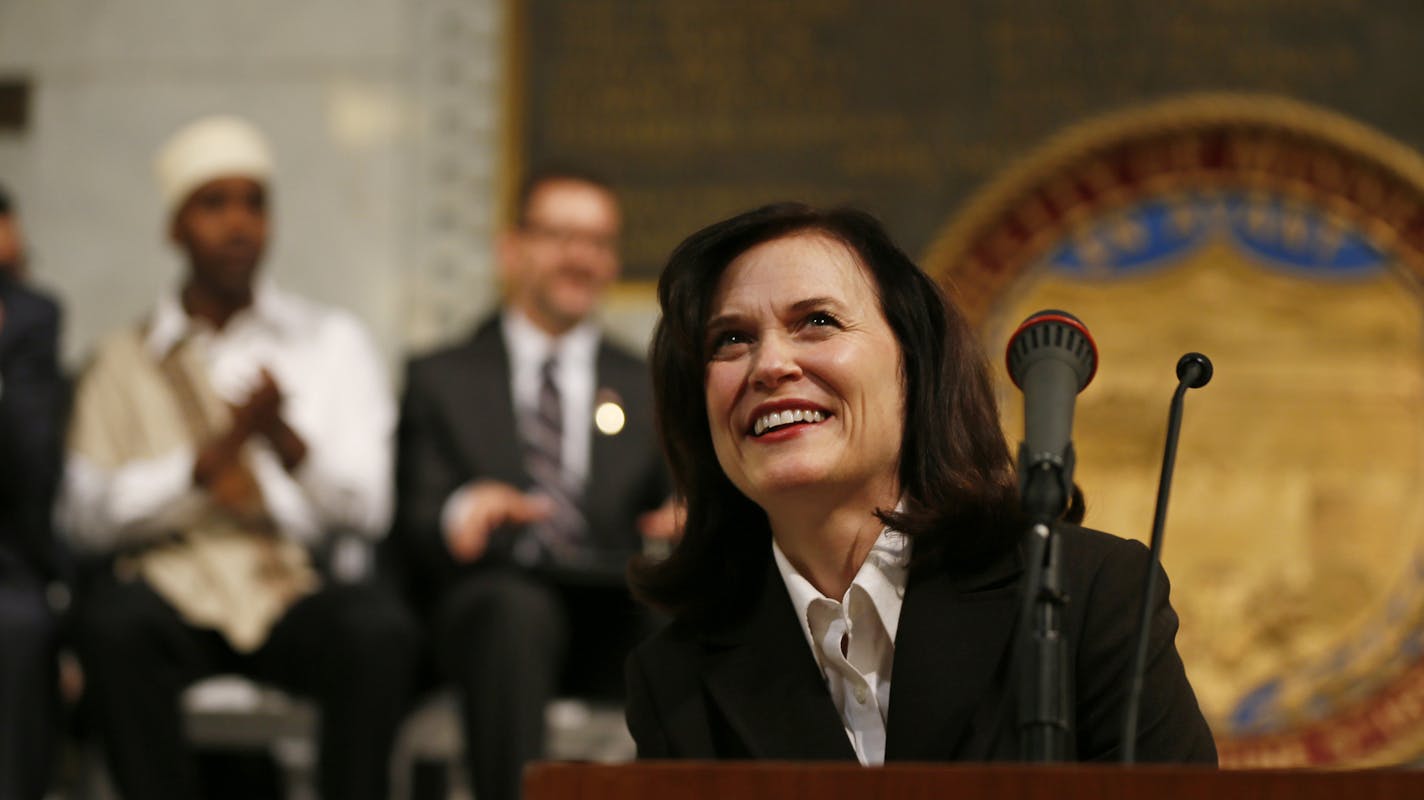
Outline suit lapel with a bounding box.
[884,545,1023,761]
[702,558,858,761]
[0,279,17,352]
[453,318,527,485]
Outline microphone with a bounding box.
[1120,352,1213,763]
[1006,310,1098,521]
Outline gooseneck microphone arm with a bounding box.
[1120,352,1213,764]
[1007,311,1098,762]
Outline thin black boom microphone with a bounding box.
[1121,352,1213,763]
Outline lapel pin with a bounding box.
[594,388,626,436]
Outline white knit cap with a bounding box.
[154,115,273,218]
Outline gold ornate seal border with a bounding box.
[923,93,1424,329]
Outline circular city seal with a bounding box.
[924,93,1424,767]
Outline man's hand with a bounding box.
[447,481,554,563]
[204,460,266,519]
[238,369,308,471]
[231,369,283,437]
[194,368,296,496]
[637,496,685,542]
[248,370,308,471]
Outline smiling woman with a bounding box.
[702,233,905,560]
[625,203,1217,765]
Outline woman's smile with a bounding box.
[749,402,831,437]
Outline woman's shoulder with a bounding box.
[631,580,773,673]
[920,519,1150,589]
[1056,522,1152,571]
[628,615,721,702]
[1052,522,1173,617]
[633,611,724,663]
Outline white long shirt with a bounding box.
[773,526,910,765]
[59,282,395,552]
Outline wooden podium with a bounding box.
[526,762,1424,799]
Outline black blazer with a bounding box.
[625,524,1217,763]
[393,314,669,603]
[0,276,63,582]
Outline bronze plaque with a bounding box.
[520,0,1424,280]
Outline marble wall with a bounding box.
[0,0,511,370]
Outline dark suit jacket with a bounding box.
[393,314,669,607]
[0,276,63,583]
[626,524,1217,764]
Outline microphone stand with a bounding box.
[1005,308,1098,762]
[1017,444,1075,762]
[1120,353,1212,763]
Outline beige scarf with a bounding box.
[68,325,318,652]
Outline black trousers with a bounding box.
[75,572,420,800]
[0,576,57,800]
[435,566,656,800]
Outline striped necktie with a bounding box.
[518,356,585,562]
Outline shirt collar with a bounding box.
[773,522,911,651]
[501,307,600,369]
[144,280,294,358]
[857,527,910,641]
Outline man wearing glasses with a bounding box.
[393,167,676,800]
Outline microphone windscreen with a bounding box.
[1006,309,1098,392]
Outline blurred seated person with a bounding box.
[393,167,676,800]
[0,183,64,799]
[58,115,417,799]
[625,203,1217,763]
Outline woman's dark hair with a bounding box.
[630,202,1022,623]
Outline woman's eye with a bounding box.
[708,330,751,357]
[806,311,841,328]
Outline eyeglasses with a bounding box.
[520,222,619,254]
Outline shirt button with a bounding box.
[854,686,868,704]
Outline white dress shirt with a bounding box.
[440,309,601,545]
[773,526,910,765]
[60,282,395,552]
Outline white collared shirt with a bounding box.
[440,309,601,544]
[59,282,395,551]
[773,526,910,765]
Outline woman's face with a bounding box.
[703,232,905,513]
